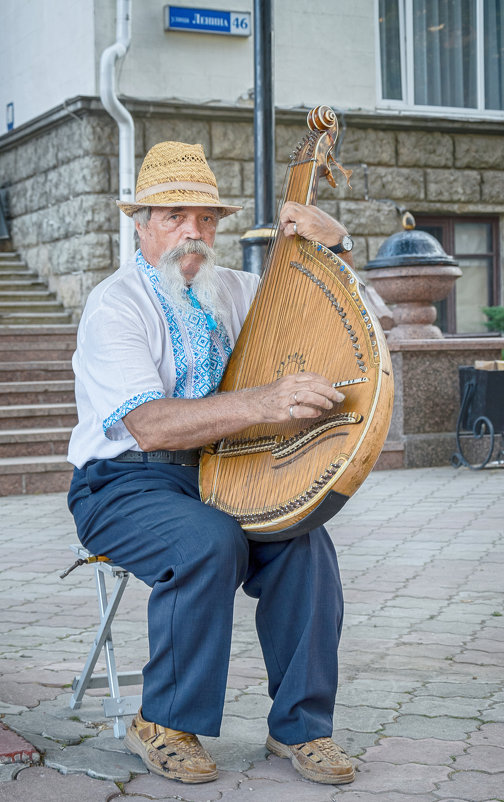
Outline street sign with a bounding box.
[164,5,251,36]
[6,103,14,132]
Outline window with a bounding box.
[378,0,504,115]
[416,216,501,333]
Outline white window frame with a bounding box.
[375,0,504,120]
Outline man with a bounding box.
[68,140,355,786]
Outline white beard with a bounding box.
[156,240,229,329]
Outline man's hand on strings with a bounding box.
[247,372,345,424]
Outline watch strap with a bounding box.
[329,235,353,255]
[329,243,344,255]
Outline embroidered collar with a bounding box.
[135,249,231,398]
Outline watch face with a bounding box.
[342,235,353,252]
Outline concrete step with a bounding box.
[0,403,77,429]
[0,331,76,361]
[0,323,77,335]
[0,279,47,289]
[0,325,77,361]
[0,260,78,494]
[0,259,26,268]
[0,344,76,361]
[0,361,73,381]
[0,427,72,458]
[0,290,56,302]
[0,300,64,313]
[0,379,75,405]
[0,455,73,495]
[0,270,40,281]
[0,260,32,269]
[0,311,73,324]
[0,323,77,340]
[0,251,23,260]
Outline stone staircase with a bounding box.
[0,251,77,495]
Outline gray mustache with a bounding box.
[169,240,215,261]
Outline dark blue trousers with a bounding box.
[68,459,344,743]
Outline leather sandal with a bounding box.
[125,709,218,784]
[266,733,355,784]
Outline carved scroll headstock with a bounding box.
[308,105,352,189]
[290,106,337,165]
[307,105,340,189]
[288,105,351,203]
[306,104,338,134]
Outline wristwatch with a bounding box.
[330,235,353,255]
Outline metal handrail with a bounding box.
[451,375,503,470]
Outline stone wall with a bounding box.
[0,110,121,316]
[0,98,503,319]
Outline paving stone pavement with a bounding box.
[0,466,503,802]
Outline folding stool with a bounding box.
[61,544,143,738]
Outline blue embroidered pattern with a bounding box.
[135,250,231,399]
[103,390,165,437]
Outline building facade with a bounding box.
[0,0,503,332]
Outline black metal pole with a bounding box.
[241,0,275,274]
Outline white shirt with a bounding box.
[68,255,259,468]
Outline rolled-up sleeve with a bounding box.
[74,292,172,440]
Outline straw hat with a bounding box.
[116,141,241,218]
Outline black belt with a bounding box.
[112,449,201,467]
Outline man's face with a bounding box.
[136,206,219,281]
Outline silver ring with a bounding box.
[294,392,299,404]
[293,222,297,235]
[289,405,295,419]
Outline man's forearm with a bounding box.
[123,372,345,452]
[123,391,261,451]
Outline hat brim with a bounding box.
[116,197,242,218]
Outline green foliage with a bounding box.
[482,306,504,333]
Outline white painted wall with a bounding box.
[0,0,96,134]
[97,0,256,105]
[105,0,377,111]
[1,0,377,134]
[274,0,377,110]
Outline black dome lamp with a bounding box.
[364,212,458,269]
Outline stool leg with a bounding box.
[95,567,128,738]
[70,568,129,715]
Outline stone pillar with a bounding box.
[369,264,462,341]
[363,224,462,342]
[378,338,504,468]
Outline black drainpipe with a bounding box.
[241,0,275,274]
